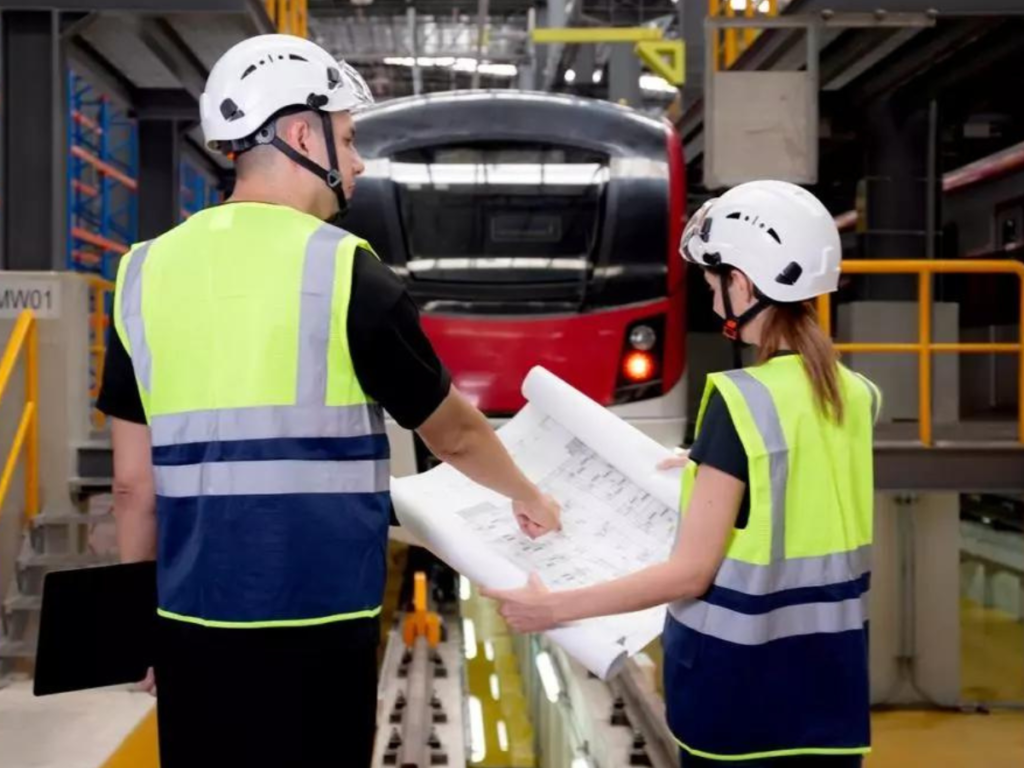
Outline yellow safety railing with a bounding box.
[0,310,40,523]
[816,260,1024,447]
[709,0,779,70]
[265,0,308,38]
[87,276,115,431]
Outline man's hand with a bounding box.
[513,492,561,539]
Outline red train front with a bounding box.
[348,91,687,473]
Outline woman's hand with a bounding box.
[481,573,560,633]
[656,450,689,471]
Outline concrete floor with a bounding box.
[870,711,1024,768]
[0,680,154,768]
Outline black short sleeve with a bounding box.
[347,250,451,430]
[96,315,147,425]
[689,389,751,529]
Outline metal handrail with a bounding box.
[265,0,308,38]
[0,310,40,523]
[87,276,115,431]
[709,0,779,70]
[816,259,1024,447]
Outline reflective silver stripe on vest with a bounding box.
[668,594,868,646]
[297,224,347,406]
[155,459,389,497]
[150,404,384,447]
[714,545,872,596]
[121,242,154,391]
[721,369,788,562]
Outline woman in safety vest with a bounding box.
[484,180,879,767]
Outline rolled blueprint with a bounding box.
[391,366,682,680]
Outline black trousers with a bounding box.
[681,752,863,768]
[155,616,379,768]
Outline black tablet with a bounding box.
[34,561,158,696]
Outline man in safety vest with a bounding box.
[97,34,560,768]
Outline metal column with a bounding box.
[608,44,642,107]
[861,98,933,299]
[1,11,68,271]
[138,119,181,241]
[681,0,705,107]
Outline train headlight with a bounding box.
[629,324,657,351]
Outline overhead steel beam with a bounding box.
[66,36,137,108]
[820,27,926,91]
[875,447,1024,494]
[243,0,276,34]
[135,88,199,121]
[847,19,990,108]
[912,20,1024,105]
[130,16,208,100]
[2,0,265,12]
[58,10,95,37]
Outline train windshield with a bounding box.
[392,142,607,285]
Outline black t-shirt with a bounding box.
[97,249,451,430]
[688,390,751,529]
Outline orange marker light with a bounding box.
[623,351,656,383]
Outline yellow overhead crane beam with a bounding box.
[531,26,663,44]
[264,0,308,38]
[531,26,685,86]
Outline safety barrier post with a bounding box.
[918,271,933,447]
[25,316,39,519]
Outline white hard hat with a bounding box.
[200,34,374,152]
[680,180,841,303]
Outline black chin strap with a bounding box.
[719,269,771,369]
[261,111,349,218]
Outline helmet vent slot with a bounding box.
[219,98,245,122]
[241,64,257,80]
[767,227,782,245]
[775,261,803,285]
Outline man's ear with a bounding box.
[281,115,313,156]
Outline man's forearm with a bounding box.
[113,488,157,562]
[439,421,541,503]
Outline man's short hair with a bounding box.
[234,111,322,180]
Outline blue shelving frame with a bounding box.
[67,69,139,429]
[180,159,222,221]
[67,69,139,283]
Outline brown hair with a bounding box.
[757,301,844,424]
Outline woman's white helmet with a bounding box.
[680,180,841,303]
[200,34,374,152]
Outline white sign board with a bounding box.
[705,71,818,189]
[0,277,61,319]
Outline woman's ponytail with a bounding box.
[758,302,844,424]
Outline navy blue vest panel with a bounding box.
[662,613,871,758]
[156,492,391,623]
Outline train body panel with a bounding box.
[348,91,688,469]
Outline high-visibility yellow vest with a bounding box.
[664,355,880,760]
[113,202,390,628]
